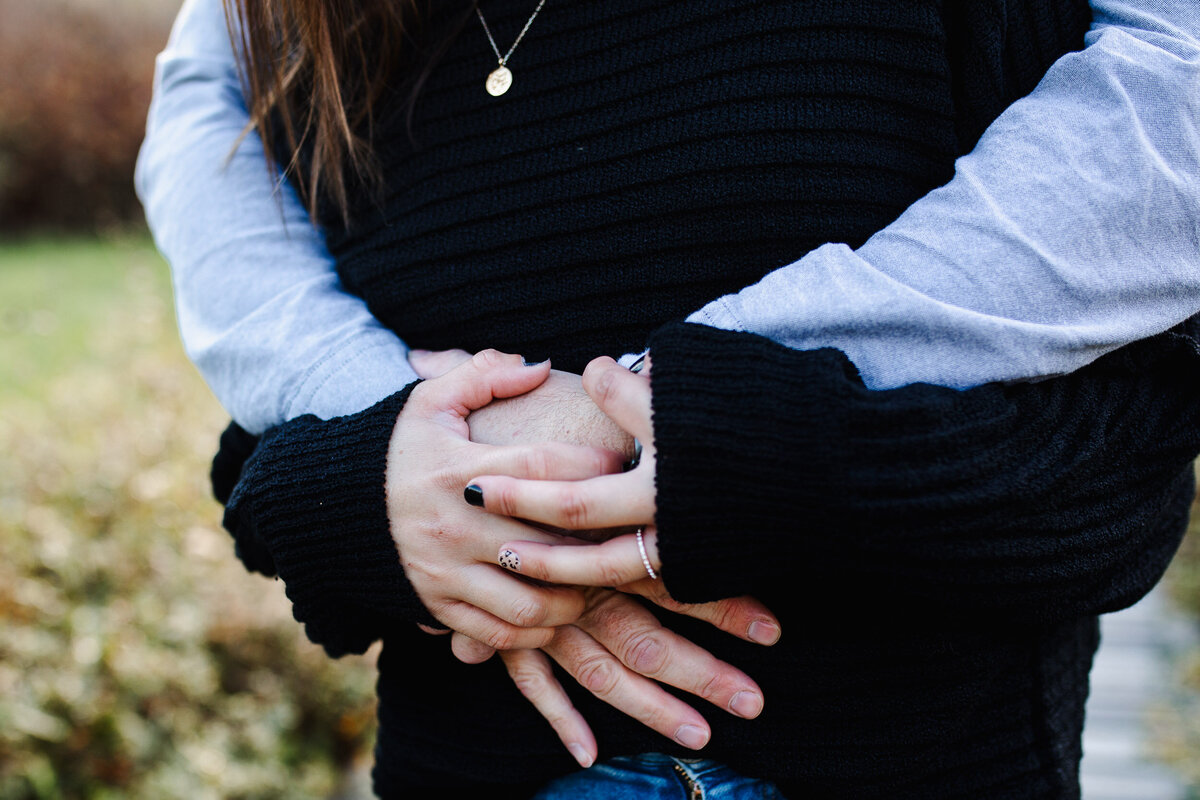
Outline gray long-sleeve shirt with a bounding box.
[137,0,1200,434]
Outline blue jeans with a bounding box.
[532,753,786,799]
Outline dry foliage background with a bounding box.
[0,240,380,798]
[0,239,379,799]
[0,4,382,797]
[0,0,177,233]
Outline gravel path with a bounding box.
[1081,586,1195,800]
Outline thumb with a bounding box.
[410,348,473,379]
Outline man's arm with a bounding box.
[135,0,417,435]
[687,0,1200,389]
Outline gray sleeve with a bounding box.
[687,0,1200,390]
[135,0,417,434]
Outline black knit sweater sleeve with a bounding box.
[217,383,441,657]
[648,321,1200,624]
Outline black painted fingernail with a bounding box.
[523,358,547,367]
[628,354,646,374]
[464,484,485,507]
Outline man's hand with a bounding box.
[410,348,635,459]
[499,587,777,768]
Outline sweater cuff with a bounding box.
[224,382,439,653]
[647,322,856,603]
[648,319,1200,623]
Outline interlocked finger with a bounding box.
[433,599,557,652]
[543,625,712,750]
[500,649,596,768]
[469,440,627,484]
[454,564,587,628]
[496,529,659,587]
[450,631,498,664]
[468,472,652,530]
[626,582,783,647]
[577,592,765,720]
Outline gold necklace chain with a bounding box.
[476,0,549,96]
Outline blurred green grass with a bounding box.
[0,238,170,402]
[0,237,376,799]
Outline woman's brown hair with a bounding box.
[221,0,426,223]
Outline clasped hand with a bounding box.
[389,349,779,767]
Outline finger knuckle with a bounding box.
[431,466,462,492]
[586,591,637,629]
[646,584,682,611]
[696,671,726,702]
[710,599,744,632]
[518,448,552,480]
[473,349,506,370]
[597,557,628,589]
[530,627,556,649]
[591,366,620,407]
[406,383,435,413]
[593,449,621,476]
[484,626,518,651]
[509,666,551,699]
[559,489,592,529]
[493,483,521,518]
[623,632,667,676]
[637,703,671,730]
[508,595,547,627]
[576,655,620,696]
[465,637,497,660]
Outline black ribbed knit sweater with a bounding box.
[214,1,1200,797]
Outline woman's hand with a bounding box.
[386,350,628,650]
[499,587,776,768]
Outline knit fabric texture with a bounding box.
[212,0,1200,796]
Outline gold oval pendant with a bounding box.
[486,65,513,96]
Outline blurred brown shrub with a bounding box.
[0,0,175,233]
[0,240,379,799]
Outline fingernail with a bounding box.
[498,549,520,572]
[748,620,780,645]
[464,484,485,507]
[674,724,709,750]
[568,743,594,768]
[729,691,763,718]
[523,358,548,367]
